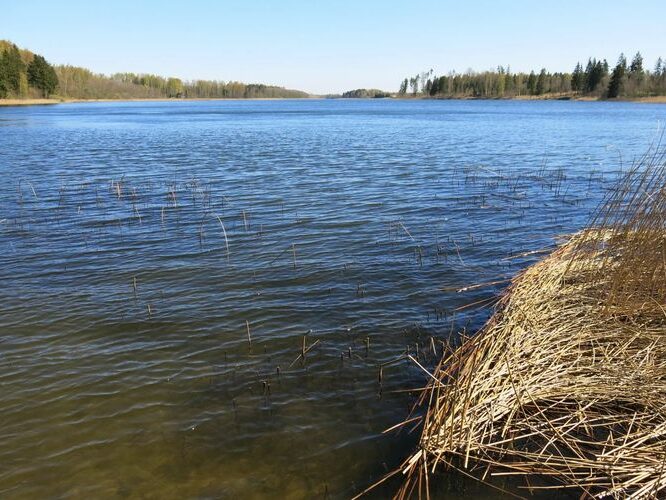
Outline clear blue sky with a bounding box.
[3,0,666,94]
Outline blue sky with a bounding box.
[3,0,666,94]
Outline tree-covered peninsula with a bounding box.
[399,52,666,100]
[0,40,309,101]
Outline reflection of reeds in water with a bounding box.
[394,151,666,498]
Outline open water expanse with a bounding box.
[1,99,665,499]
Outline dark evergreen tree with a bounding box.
[536,68,547,95]
[584,59,606,93]
[630,52,644,74]
[607,54,627,98]
[527,71,537,95]
[0,51,8,98]
[429,76,439,96]
[27,55,58,97]
[583,59,594,91]
[424,78,432,95]
[398,78,408,95]
[571,62,584,92]
[3,44,25,95]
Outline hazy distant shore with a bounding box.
[2,95,665,107]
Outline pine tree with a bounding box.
[3,44,25,96]
[627,52,645,95]
[424,78,432,95]
[630,52,644,74]
[398,78,408,95]
[27,55,58,97]
[0,51,8,98]
[584,59,605,94]
[429,76,440,96]
[536,68,547,95]
[527,71,537,95]
[571,62,584,92]
[607,54,627,98]
[583,59,594,92]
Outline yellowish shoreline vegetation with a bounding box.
[390,149,666,498]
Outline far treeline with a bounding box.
[399,52,666,99]
[341,88,391,98]
[0,40,309,100]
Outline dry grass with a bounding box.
[0,98,63,106]
[398,151,666,498]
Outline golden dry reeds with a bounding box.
[400,152,666,498]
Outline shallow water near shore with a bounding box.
[1,99,665,498]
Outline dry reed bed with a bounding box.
[400,156,666,498]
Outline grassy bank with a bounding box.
[0,98,64,106]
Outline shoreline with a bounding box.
[421,94,666,103]
[0,97,318,107]
[2,95,665,107]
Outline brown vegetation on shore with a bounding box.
[0,97,316,107]
[395,150,666,498]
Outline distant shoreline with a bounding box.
[0,97,318,107]
[408,94,666,103]
[1,95,665,107]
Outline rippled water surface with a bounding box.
[1,99,665,499]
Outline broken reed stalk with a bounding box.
[245,320,252,349]
[215,215,230,261]
[397,150,666,499]
[289,338,320,368]
[242,209,249,232]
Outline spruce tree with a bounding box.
[630,52,644,74]
[0,51,7,98]
[27,55,58,97]
[398,78,408,95]
[607,54,627,98]
[536,68,547,95]
[429,76,440,96]
[583,59,594,92]
[584,59,605,94]
[4,44,25,95]
[571,62,583,92]
[527,71,537,95]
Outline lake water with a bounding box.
[1,99,665,499]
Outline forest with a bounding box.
[0,40,309,100]
[399,52,666,99]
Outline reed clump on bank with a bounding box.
[401,151,666,498]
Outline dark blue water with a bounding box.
[0,99,664,498]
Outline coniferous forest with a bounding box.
[0,40,309,100]
[399,52,666,99]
